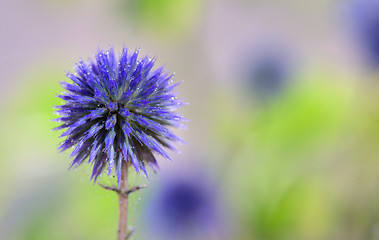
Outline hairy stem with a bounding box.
[117,162,129,240]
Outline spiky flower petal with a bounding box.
[54,47,185,183]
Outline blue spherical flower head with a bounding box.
[54,47,185,184]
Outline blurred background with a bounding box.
[1,0,379,239]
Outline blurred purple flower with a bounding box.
[349,0,379,66]
[143,174,222,240]
[54,47,185,184]
[249,55,288,95]
[244,47,293,100]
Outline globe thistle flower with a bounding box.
[54,47,185,184]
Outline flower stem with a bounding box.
[117,161,129,240]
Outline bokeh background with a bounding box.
[1,0,379,239]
